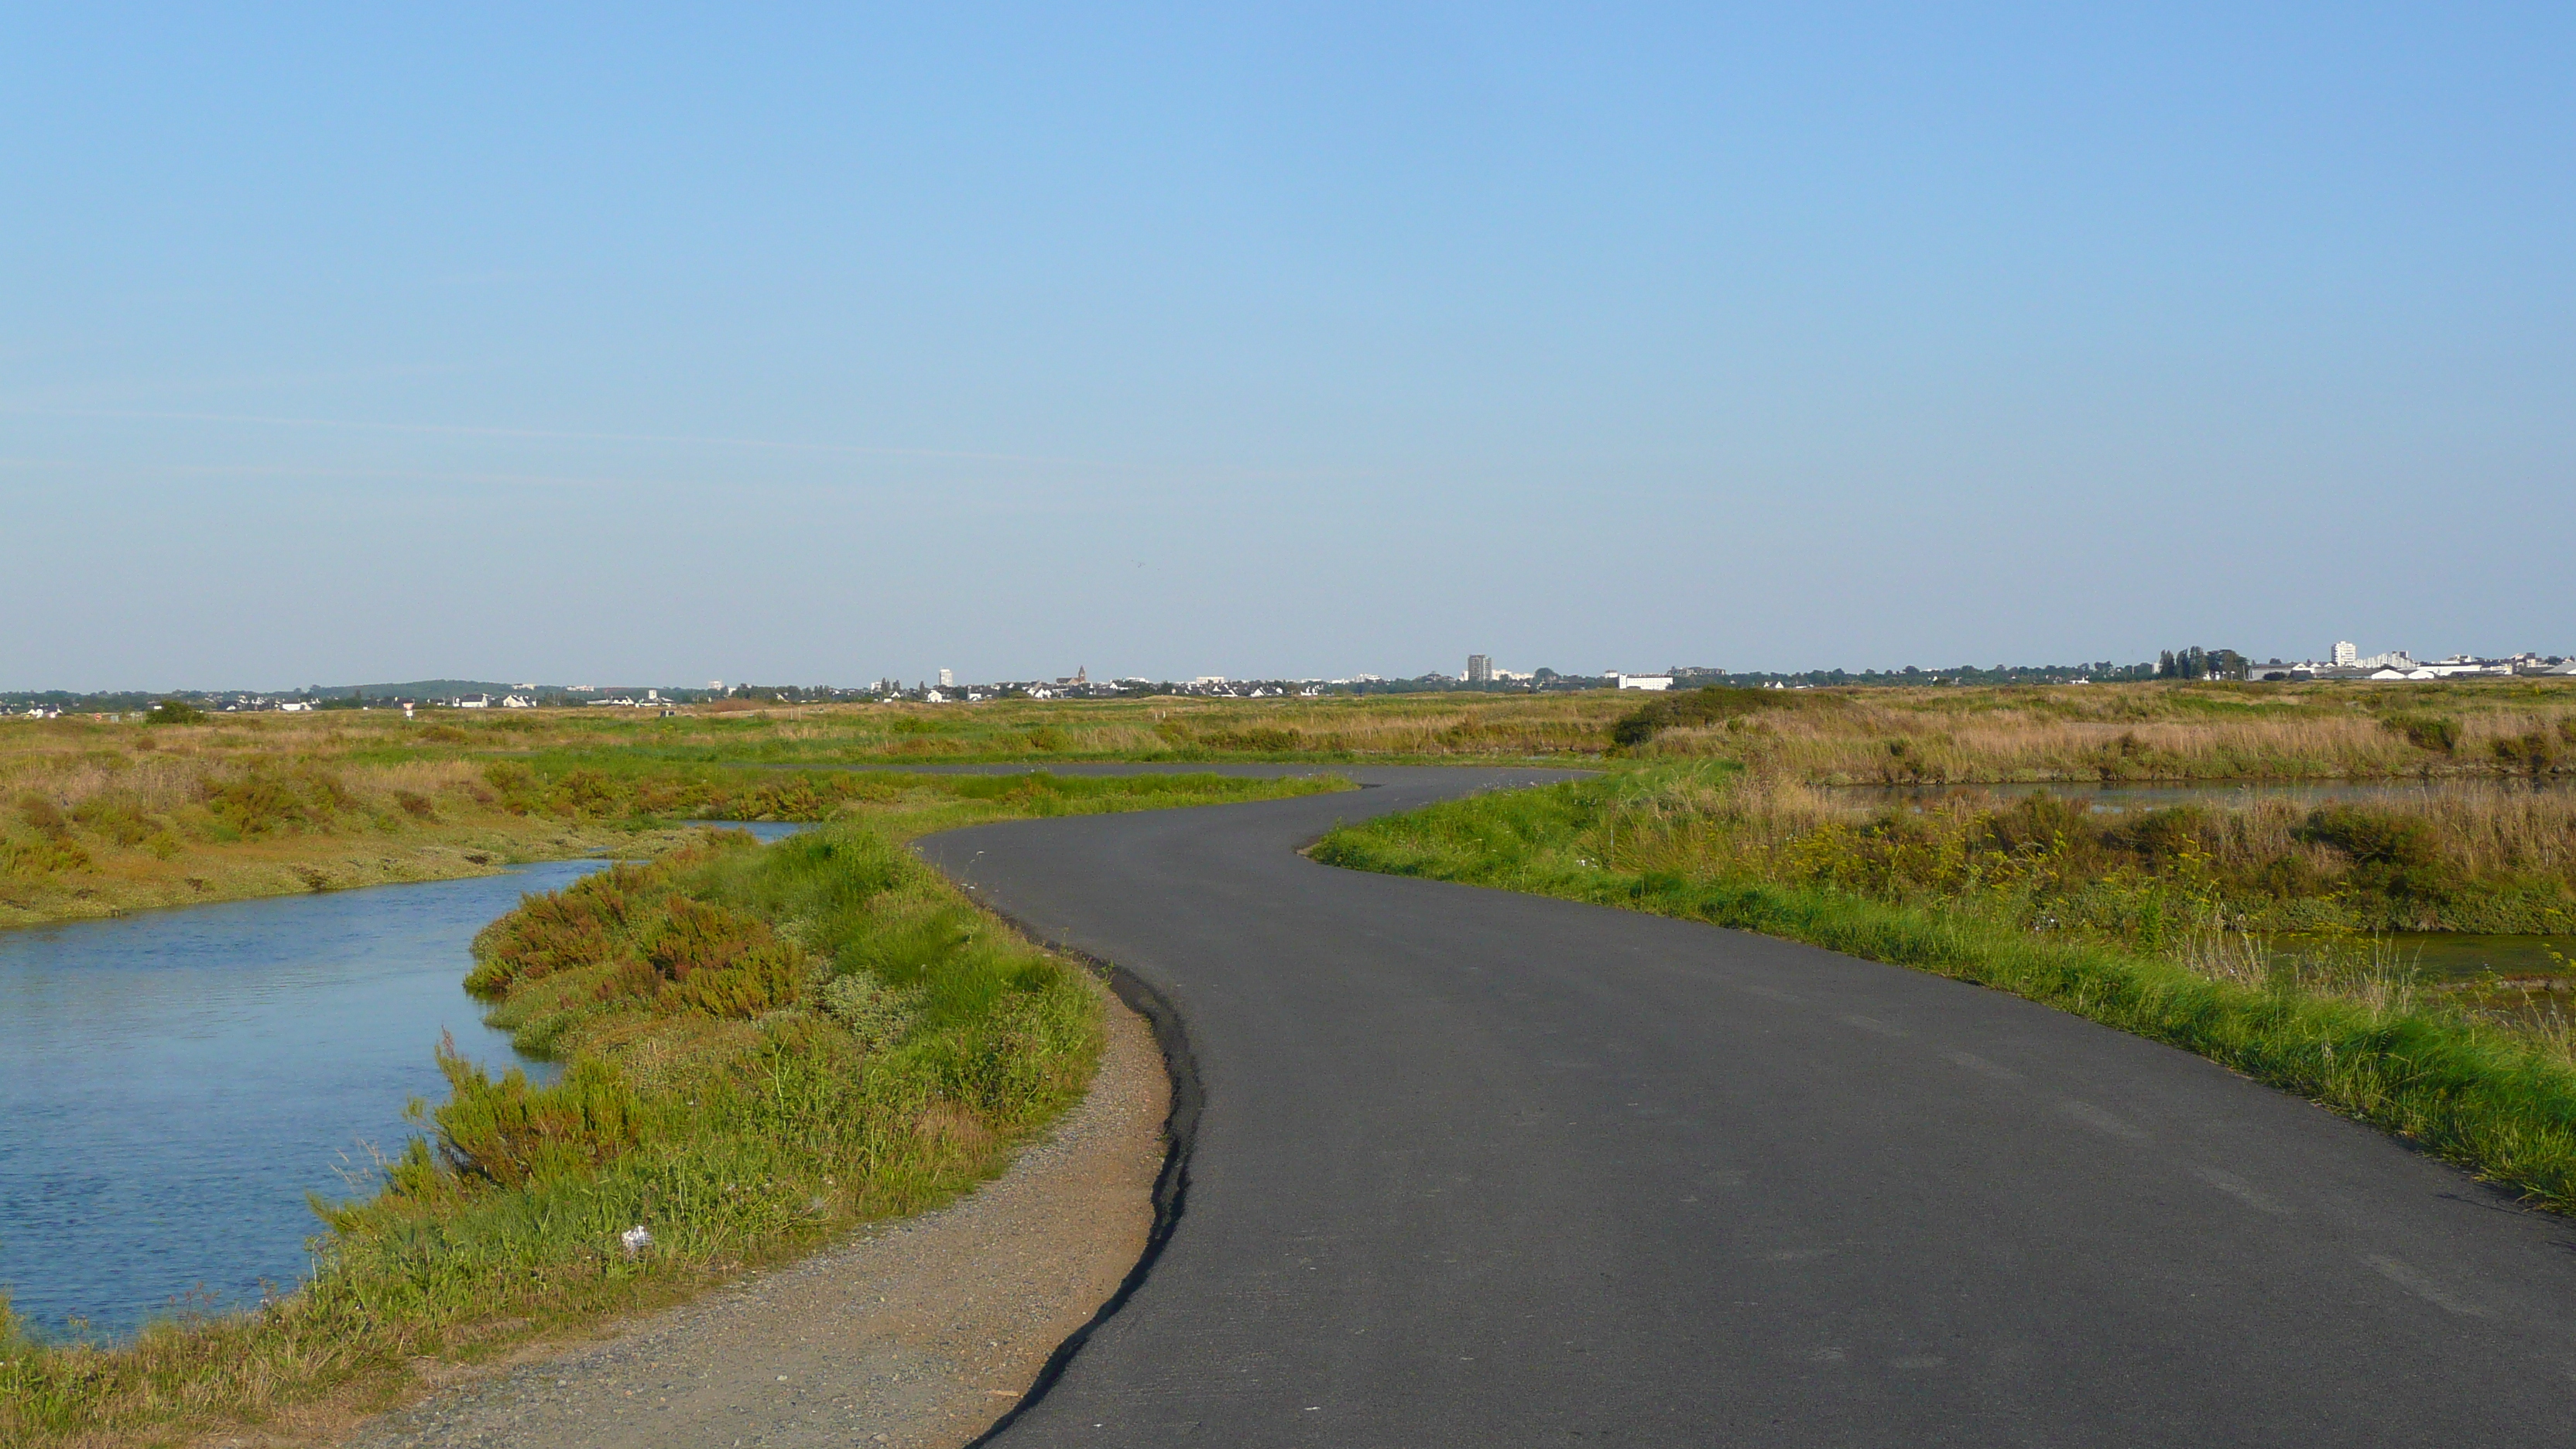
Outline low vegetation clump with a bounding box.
[1607,685,1837,747]
[1314,766,2576,1211]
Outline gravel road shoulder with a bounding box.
[334,969,1166,1449]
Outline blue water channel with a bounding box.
[0,824,807,1341]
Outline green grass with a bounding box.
[0,769,1348,1448]
[1314,769,2576,1213]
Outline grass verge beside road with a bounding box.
[0,770,1345,1449]
[1313,766,2576,1212]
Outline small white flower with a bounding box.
[620,1225,653,1259]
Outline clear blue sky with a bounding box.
[5,4,2569,690]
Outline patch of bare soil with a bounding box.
[320,972,1166,1449]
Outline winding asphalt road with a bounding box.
[915,766,2576,1445]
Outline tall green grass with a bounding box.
[1314,770,2576,1211]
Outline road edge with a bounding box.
[961,916,1201,1447]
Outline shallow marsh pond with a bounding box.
[0,823,806,1341]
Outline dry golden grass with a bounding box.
[0,724,671,927]
[1629,769,2576,885]
[1643,680,2576,783]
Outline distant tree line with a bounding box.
[2156,647,2249,681]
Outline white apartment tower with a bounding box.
[1466,654,1494,683]
[938,668,956,688]
[2332,641,2358,667]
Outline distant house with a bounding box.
[501,694,535,709]
[276,700,313,711]
[455,694,492,709]
[1611,673,1674,691]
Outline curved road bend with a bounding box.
[914,766,2576,1446]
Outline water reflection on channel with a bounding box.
[0,821,809,1341]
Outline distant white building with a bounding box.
[938,669,955,689]
[1611,673,1673,691]
[2332,640,2358,666]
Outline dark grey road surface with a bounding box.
[916,767,2576,1446]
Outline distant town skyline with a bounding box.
[10,636,2572,707]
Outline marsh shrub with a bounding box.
[656,939,806,1017]
[72,796,159,845]
[464,864,648,995]
[2492,731,2563,776]
[418,1043,644,1189]
[200,767,351,836]
[2382,713,2463,754]
[16,794,69,835]
[1612,686,1828,747]
[0,836,92,877]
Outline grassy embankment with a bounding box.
[0,769,1345,1449]
[1316,761,2576,1211]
